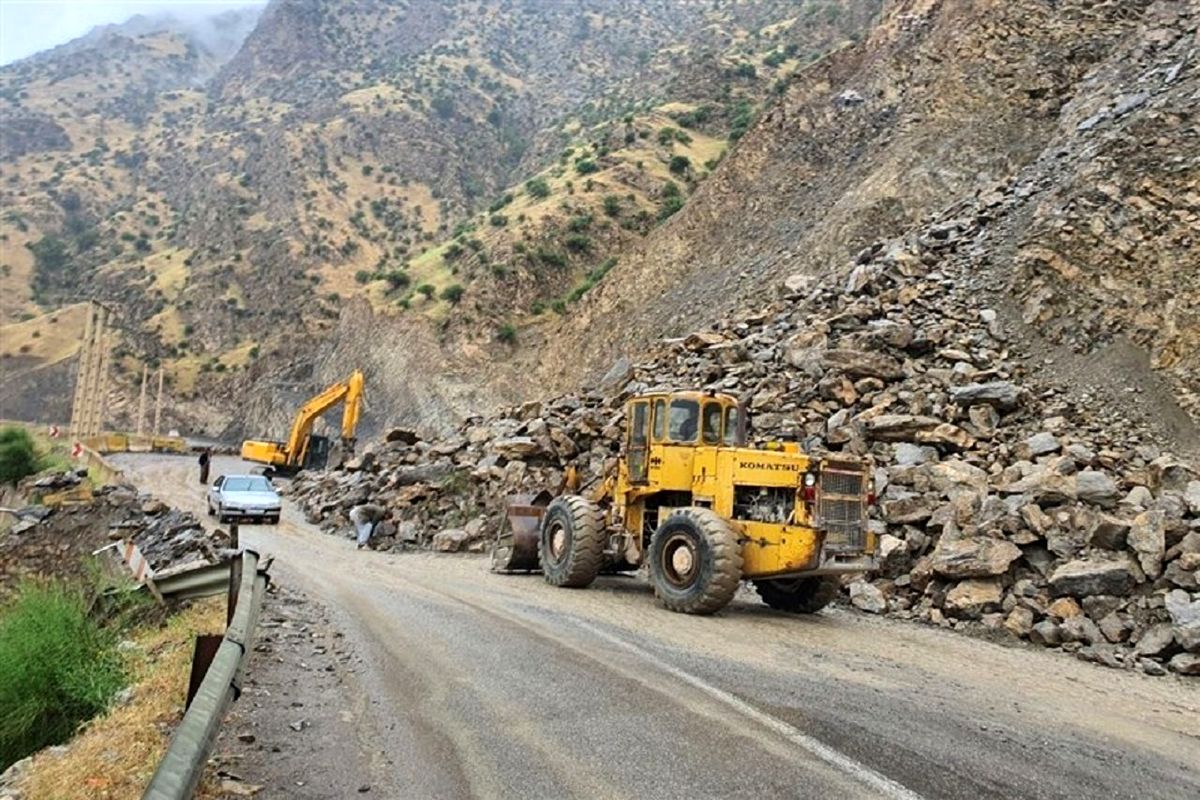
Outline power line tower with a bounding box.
[68,301,111,440]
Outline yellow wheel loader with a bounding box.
[493,390,877,615]
[241,370,364,477]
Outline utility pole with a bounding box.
[137,364,148,435]
[153,367,164,435]
[68,302,96,438]
[83,305,108,438]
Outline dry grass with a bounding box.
[0,303,89,363]
[17,597,227,800]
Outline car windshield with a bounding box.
[224,477,272,492]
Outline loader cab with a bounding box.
[625,391,745,484]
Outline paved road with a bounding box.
[118,454,1200,800]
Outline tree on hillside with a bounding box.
[0,427,38,485]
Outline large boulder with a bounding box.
[431,529,470,552]
[1165,589,1200,653]
[821,349,904,380]
[944,579,1003,617]
[1076,470,1119,509]
[1184,481,1200,515]
[1128,510,1166,579]
[930,537,1021,579]
[949,381,1022,411]
[1048,556,1140,597]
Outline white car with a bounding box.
[207,474,281,524]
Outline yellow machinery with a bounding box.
[493,390,877,615]
[240,370,364,477]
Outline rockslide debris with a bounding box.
[291,182,1199,678]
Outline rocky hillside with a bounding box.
[0,0,880,434]
[534,0,1200,442]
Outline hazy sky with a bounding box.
[0,0,266,65]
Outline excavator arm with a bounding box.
[241,370,365,474]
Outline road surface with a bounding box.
[116,454,1200,800]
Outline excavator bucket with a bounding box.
[490,491,553,573]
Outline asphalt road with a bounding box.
[117,454,1200,800]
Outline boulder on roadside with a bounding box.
[944,578,1002,617]
[930,537,1021,579]
[1164,589,1200,653]
[431,529,470,552]
[1048,556,1141,598]
[1128,510,1166,579]
[849,581,887,614]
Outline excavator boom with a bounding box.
[240,370,365,475]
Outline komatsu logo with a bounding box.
[737,461,802,471]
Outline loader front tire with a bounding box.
[649,508,743,614]
[753,576,841,614]
[539,495,606,588]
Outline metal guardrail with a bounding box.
[154,559,240,601]
[143,549,270,800]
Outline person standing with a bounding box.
[349,502,386,550]
[198,448,211,485]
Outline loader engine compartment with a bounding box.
[733,485,795,524]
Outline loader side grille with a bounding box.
[819,469,867,551]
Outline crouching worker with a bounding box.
[349,502,386,550]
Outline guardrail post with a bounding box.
[186,635,222,710]
[226,554,242,626]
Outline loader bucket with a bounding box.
[491,491,553,573]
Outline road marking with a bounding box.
[575,619,927,800]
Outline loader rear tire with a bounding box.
[649,508,743,615]
[539,495,606,588]
[753,576,841,614]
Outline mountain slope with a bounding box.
[0,0,883,434]
[530,0,1199,446]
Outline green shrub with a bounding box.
[354,269,373,284]
[0,427,38,485]
[602,195,621,217]
[489,214,508,227]
[0,582,126,770]
[488,193,513,212]
[384,270,410,290]
[444,242,465,261]
[658,194,685,221]
[567,214,593,232]
[535,247,568,268]
[669,155,691,174]
[440,284,465,304]
[525,177,551,198]
[417,283,436,299]
[574,158,599,175]
[564,234,592,253]
[496,323,517,344]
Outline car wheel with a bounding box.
[269,516,280,525]
[206,499,214,517]
[217,504,227,523]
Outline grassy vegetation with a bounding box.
[17,597,226,799]
[0,425,69,485]
[0,581,131,770]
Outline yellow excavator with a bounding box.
[240,370,364,477]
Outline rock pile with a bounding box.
[290,182,1199,677]
[2,474,225,591]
